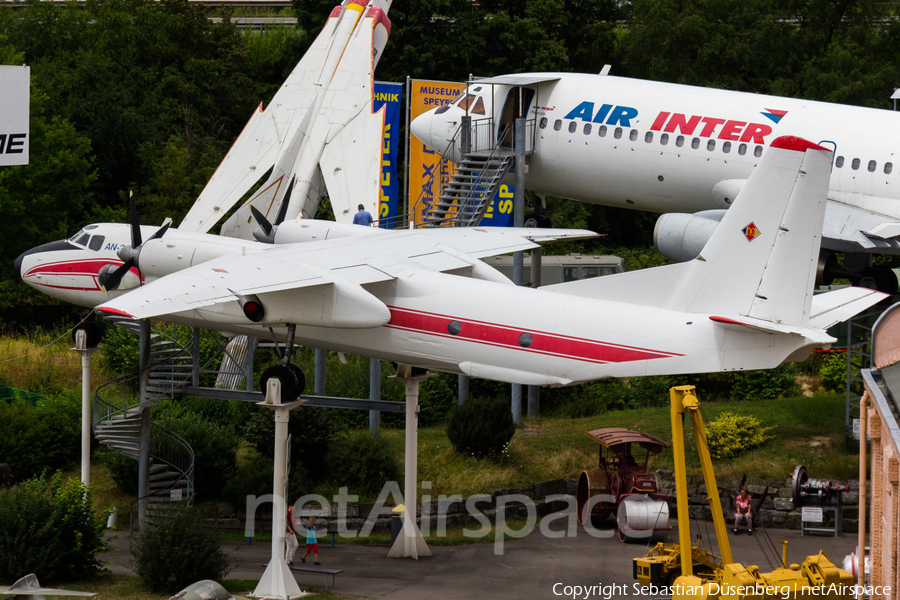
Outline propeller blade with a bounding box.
[100,259,134,292]
[128,192,142,248]
[148,220,170,241]
[275,177,295,225]
[250,205,273,236]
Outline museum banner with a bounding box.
[374,81,402,227]
[0,66,30,166]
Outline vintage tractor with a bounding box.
[576,427,670,543]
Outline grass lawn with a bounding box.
[358,393,859,499]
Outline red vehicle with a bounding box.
[576,428,670,542]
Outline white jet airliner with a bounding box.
[411,72,900,291]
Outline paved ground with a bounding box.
[102,516,860,599]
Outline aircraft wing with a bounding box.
[822,200,900,253]
[97,226,596,325]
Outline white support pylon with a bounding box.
[253,378,306,600]
[387,366,432,559]
[74,329,98,486]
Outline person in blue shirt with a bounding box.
[300,516,321,565]
[352,204,374,226]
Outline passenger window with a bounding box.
[886,162,893,174]
[89,235,105,251]
[754,146,763,158]
[568,121,577,134]
[707,140,716,151]
[539,117,548,129]
[835,156,844,168]
[738,143,747,156]
[691,138,700,150]
[582,267,599,279]
[629,129,638,142]
[722,141,731,154]
[675,136,684,148]
[563,266,579,282]
[553,120,562,131]
[583,123,592,135]
[852,158,860,170]
[614,127,623,139]
[471,97,486,115]
[868,160,877,172]
[645,131,653,143]
[660,133,669,146]
[598,125,607,137]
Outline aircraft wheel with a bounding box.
[524,212,552,228]
[260,364,304,401]
[860,266,898,295]
[72,322,102,349]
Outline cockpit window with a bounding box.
[458,94,485,115]
[69,229,86,244]
[89,235,105,251]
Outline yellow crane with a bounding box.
[633,385,855,599]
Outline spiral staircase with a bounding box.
[93,317,196,529]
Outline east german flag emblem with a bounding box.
[742,222,761,242]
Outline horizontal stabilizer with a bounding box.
[709,315,835,345]
[808,287,888,329]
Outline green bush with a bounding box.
[0,401,50,480]
[153,409,239,501]
[729,365,798,400]
[97,446,138,495]
[130,507,230,592]
[244,405,333,483]
[543,380,631,418]
[446,395,516,457]
[326,430,400,496]
[0,473,108,582]
[820,351,860,393]
[705,412,775,459]
[222,451,309,510]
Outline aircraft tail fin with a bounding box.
[549,136,856,327]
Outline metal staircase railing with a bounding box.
[375,117,533,230]
[93,317,197,529]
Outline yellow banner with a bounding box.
[409,79,466,226]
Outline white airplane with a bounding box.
[14,136,887,389]
[411,72,900,292]
[178,0,392,239]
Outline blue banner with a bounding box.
[374,82,402,227]
[479,183,515,227]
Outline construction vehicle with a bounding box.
[633,386,855,598]
[576,427,670,543]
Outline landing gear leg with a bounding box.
[261,324,306,401]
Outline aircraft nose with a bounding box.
[13,250,25,278]
[411,105,462,156]
[14,239,75,279]
[410,110,435,148]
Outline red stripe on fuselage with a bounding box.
[385,306,680,364]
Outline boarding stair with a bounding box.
[421,148,515,227]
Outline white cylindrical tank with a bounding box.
[617,495,669,543]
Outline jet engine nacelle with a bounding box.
[653,210,727,263]
[274,219,385,244]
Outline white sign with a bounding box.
[801,506,823,523]
[170,488,182,501]
[0,65,30,166]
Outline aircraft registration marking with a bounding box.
[385,306,681,364]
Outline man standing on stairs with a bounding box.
[285,504,299,565]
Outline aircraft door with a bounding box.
[499,87,535,148]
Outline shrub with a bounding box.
[0,401,50,480]
[0,473,108,582]
[153,409,239,501]
[130,507,230,592]
[244,406,333,483]
[326,430,400,496]
[223,451,309,511]
[705,412,775,459]
[97,446,138,495]
[729,365,798,400]
[820,351,860,393]
[446,395,515,457]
